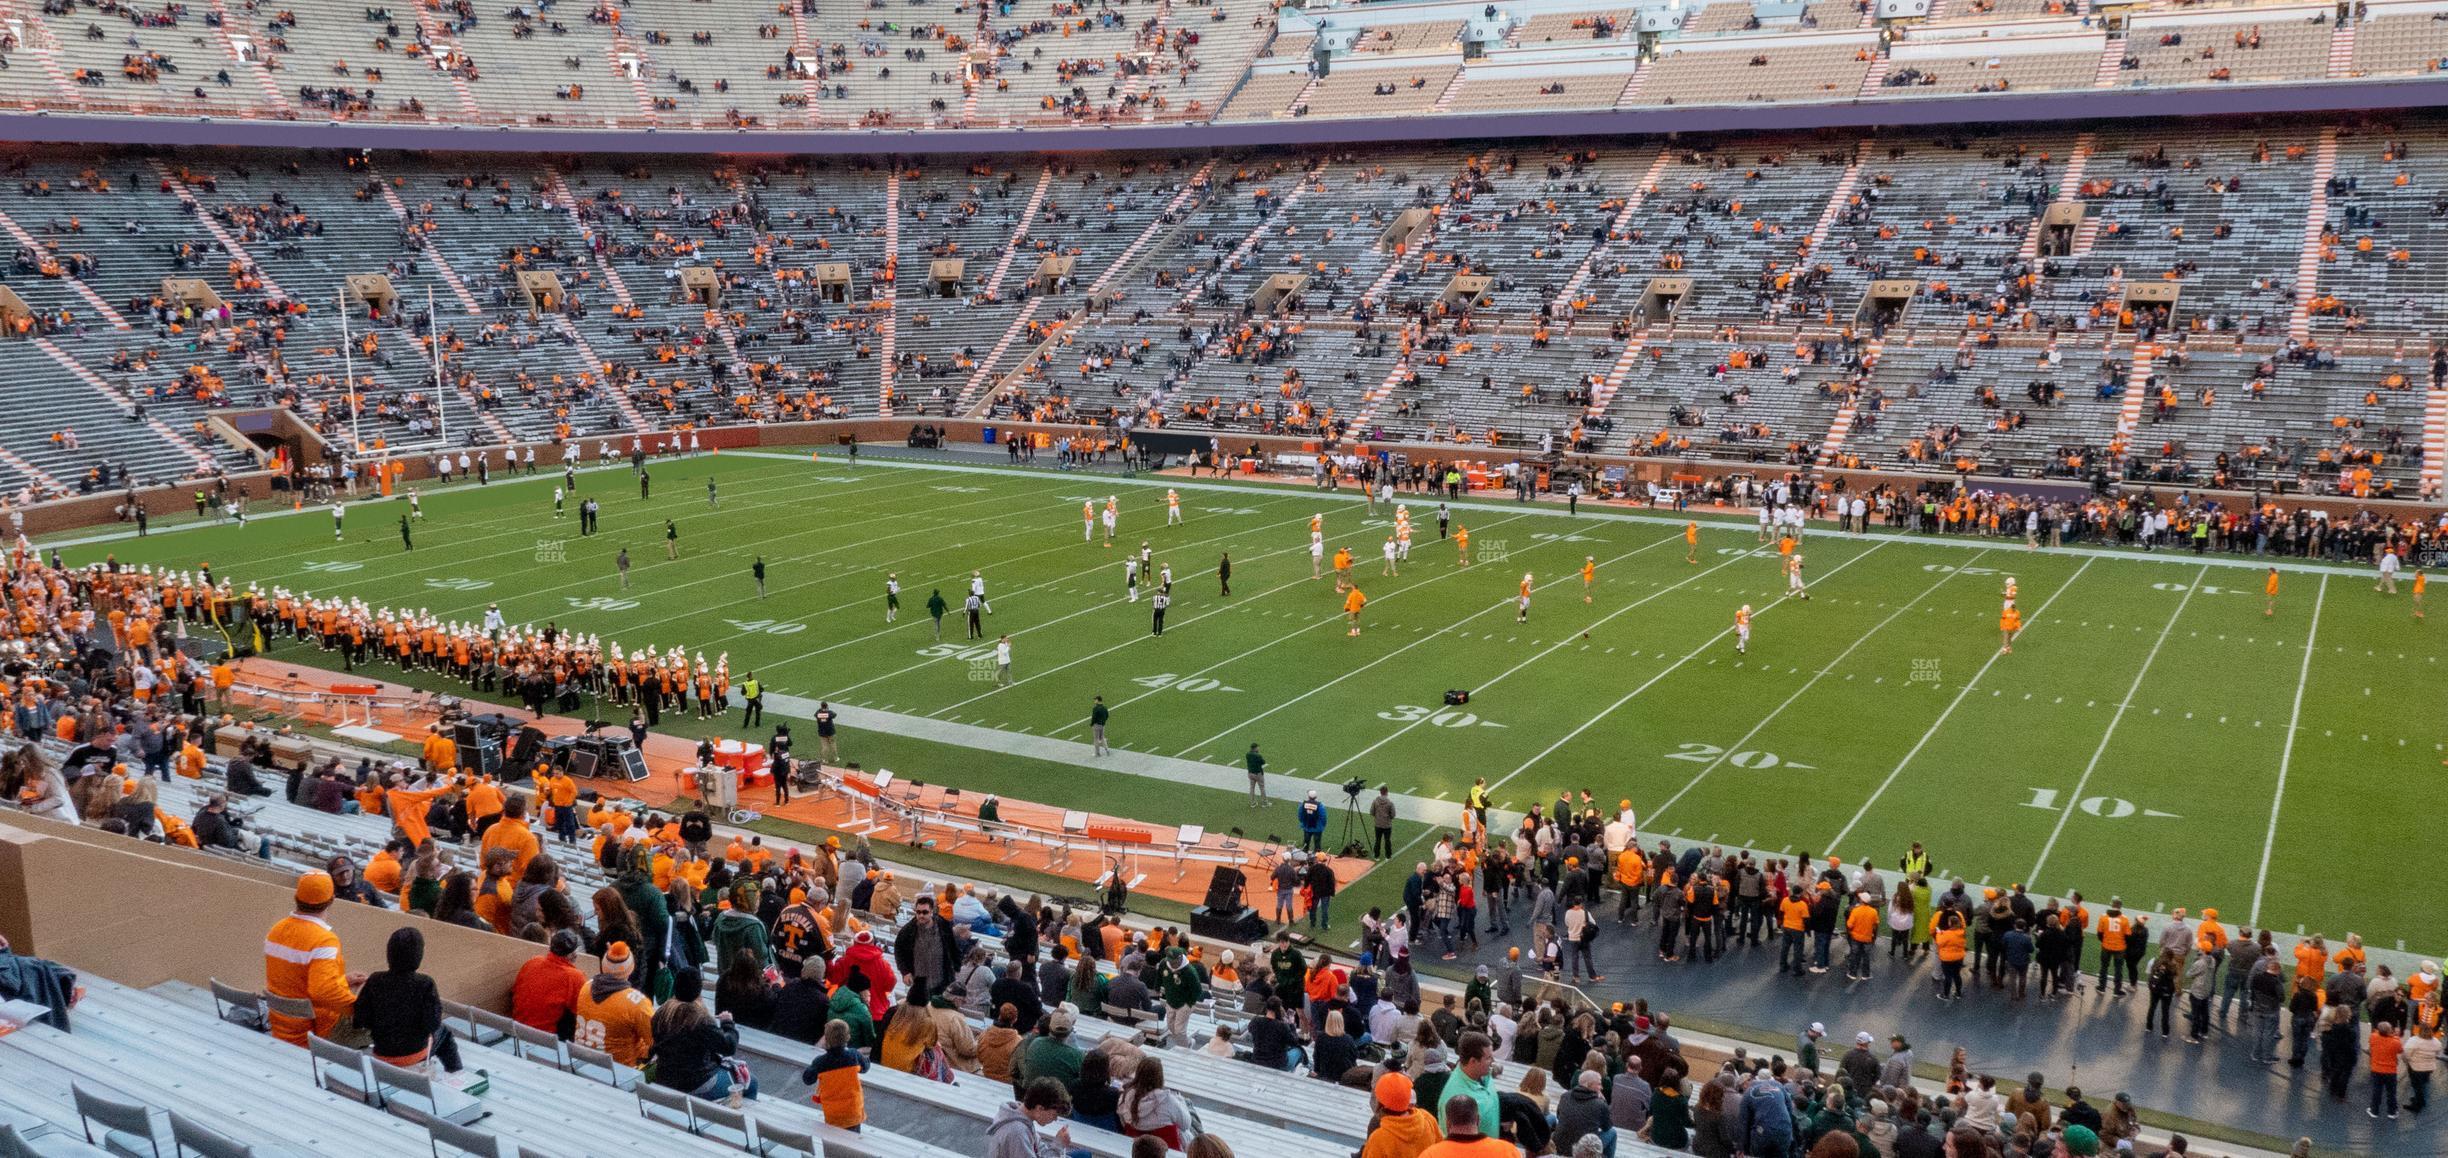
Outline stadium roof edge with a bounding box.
[11,76,2448,155]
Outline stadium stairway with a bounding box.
[1549,143,1677,320]
[2286,128,2341,343]
[2325,20,2358,78]
[2111,339,2159,465]
[2020,131,2099,262]
[2093,36,2128,87]
[2424,386,2448,498]
[18,337,226,482]
[0,207,130,331]
[979,167,1054,300]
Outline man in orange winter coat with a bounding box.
[478,795,541,880]
[264,871,361,1045]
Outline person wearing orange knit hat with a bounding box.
[1363,1071,1442,1158]
[572,942,656,1066]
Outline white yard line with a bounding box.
[415,482,1070,621]
[2249,572,2326,927]
[926,511,1542,719]
[1472,540,1892,800]
[1825,555,2097,853]
[132,462,891,585]
[538,489,1181,647]
[1646,547,1989,827]
[801,505,1340,700]
[2026,562,2209,889]
[1159,529,1681,756]
[1311,540,1776,781]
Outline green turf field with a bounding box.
[58,450,2445,956]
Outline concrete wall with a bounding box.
[0,812,545,1010]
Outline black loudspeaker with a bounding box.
[510,726,546,769]
[1190,905,1270,944]
[1201,866,1246,912]
[568,747,601,780]
[598,735,650,782]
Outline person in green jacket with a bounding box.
[1013,1009,1084,1097]
[1648,1077,1692,1149]
[1156,947,1207,1043]
[1909,875,1935,956]
[1267,933,1306,1009]
[614,844,673,988]
[1463,965,1494,1016]
[827,971,877,1050]
[925,590,948,641]
[710,881,772,969]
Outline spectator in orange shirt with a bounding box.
[510,929,588,1038]
[479,795,542,881]
[2371,1020,2405,1118]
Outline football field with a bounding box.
[62,450,2445,957]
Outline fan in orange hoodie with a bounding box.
[1362,1072,1442,1158]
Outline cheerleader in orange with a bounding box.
[2413,569,2427,619]
[1456,525,1470,565]
[1516,572,1534,623]
[1999,598,2022,653]
[2264,566,2279,617]
[1684,520,1700,565]
[1582,556,1597,604]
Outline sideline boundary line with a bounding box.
[1473,540,1893,800]
[2026,563,2209,888]
[2249,572,2326,926]
[918,511,1544,718]
[1824,555,2097,852]
[780,502,1331,696]
[1155,529,1685,757]
[1645,547,1990,827]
